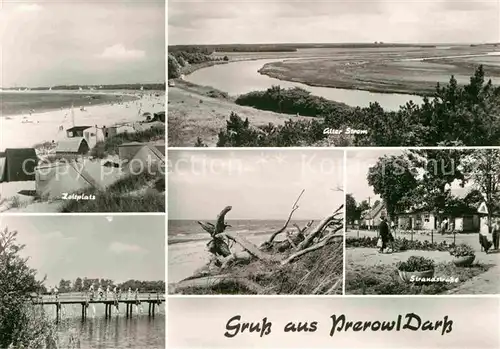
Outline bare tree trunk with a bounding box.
[297,205,343,250]
[267,189,305,243]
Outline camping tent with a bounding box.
[55,138,90,156]
[0,148,38,183]
[126,144,165,175]
[35,160,122,199]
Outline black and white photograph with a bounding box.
[168,149,344,295]
[345,148,500,295]
[168,0,500,147]
[0,215,165,349]
[0,0,166,212]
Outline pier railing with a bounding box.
[31,291,165,323]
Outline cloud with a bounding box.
[109,242,146,254]
[98,44,146,61]
[15,4,43,12]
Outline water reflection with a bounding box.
[42,303,165,348]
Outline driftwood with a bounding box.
[170,274,266,294]
[171,196,344,295]
[267,190,305,243]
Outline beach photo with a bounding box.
[168,149,344,295]
[345,148,500,295]
[168,0,500,147]
[0,0,166,212]
[0,215,165,349]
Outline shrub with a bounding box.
[346,236,453,252]
[449,243,475,257]
[396,256,435,272]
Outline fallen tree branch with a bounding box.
[282,235,342,265]
[222,233,279,262]
[215,206,233,235]
[325,278,342,295]
[170,274,266,294]
[267,189,305,243]
[297,205,343,250]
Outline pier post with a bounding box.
[129,303,133,317]
[81,304,85,320]
[148,302,151,316]
[126,303,129,318]
[152,302,155,318]
[56,304,60,324]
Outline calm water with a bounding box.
[0,92,135,116]
[168,219,314,245]
[40,300,165,348]
[185,58,425,111]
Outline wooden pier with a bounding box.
[32,293,165,323]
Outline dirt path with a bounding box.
[445,265,500,294]
[167,82,317,147]
[347,247,500,294]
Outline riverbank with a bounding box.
[258,57,500,96]
[168,80,316,147]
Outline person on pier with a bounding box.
[97,286,104,300]
[127,287,132,300]
[89,284,95,300]
[106,286,111,300]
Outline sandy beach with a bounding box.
[1,91,165,151]
[168,233,273,283]
[0,91,165,211]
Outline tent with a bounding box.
[56,138,90,155]
[118,142,144,162]
[126,144,165,175]
[0,148,38,183]
[35,160,122,199]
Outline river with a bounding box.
[184,58,425,111]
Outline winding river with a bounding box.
[185,58,425,111]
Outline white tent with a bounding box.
[35,160,123,200]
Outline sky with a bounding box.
[0,215,165,287]
[346,149,475,204]
[168,149,344,220]
[168,0,500,45]
[0,0,165,87]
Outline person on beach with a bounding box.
[378,216,390,253]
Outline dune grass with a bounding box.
[60,172,165,212]
[91,126,165,159]
[176,240,343,295]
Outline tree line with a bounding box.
[44,277,165,294]
[168,47,229,79]
[3,83,166,91]
[364,149,500,229]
